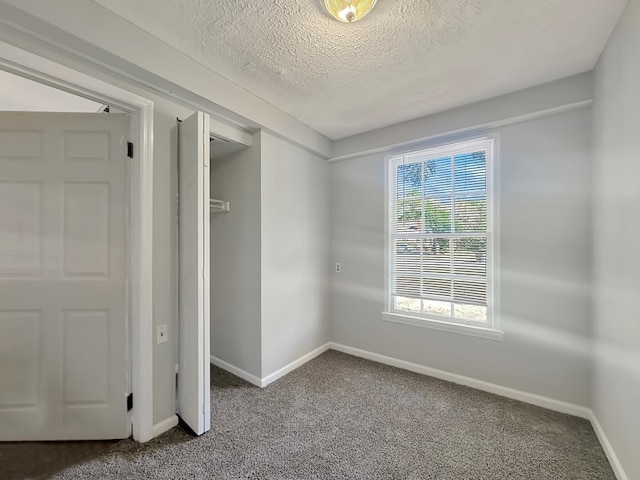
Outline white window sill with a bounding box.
[381,312,504,341]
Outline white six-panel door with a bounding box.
[0,112,130,440]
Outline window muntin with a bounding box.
[388,138,495,329]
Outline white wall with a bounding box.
[332,73,594,161]
[260,131,330,376]
[210,137,262,377]
[330,88,593,406]
[592,0,640,478]
[0,69,101,111]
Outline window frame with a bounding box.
[383,134,502,341]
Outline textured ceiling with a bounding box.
[94,0,627,139]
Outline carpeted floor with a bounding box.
[2,350,614,479]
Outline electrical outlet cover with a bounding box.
[156,324,168,344]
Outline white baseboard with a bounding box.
[151,414,178,438]
[211,344,331,388]
[590,412,630,480]
[327,342,591,419]
[261,343,331,387]
[210,355,262,387]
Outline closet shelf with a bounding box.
[210,198,230,213]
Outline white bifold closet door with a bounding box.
[0,112,130,441]
[178,111,211,436]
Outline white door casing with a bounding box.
[178,111,211,435]
[0,112,130,441]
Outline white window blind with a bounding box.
[388,137,495,327]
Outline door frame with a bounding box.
[0,41,156,442]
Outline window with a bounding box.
[384,137,500,339]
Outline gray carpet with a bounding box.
[0,439,116,480]
[19,350,615,479]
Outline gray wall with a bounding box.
[260,132,330,376]
[332,73,594,160]
[209,131,330,379]
[592,0,640,477]
[128,93,199,426]
[151,98,181,425]
[330,102,593,406]
[210,135,262,378]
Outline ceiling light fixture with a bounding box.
[323,0,377,23]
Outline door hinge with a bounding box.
[127,142,134,158]
[127,393,133,412]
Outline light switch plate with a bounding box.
[156,324,168,344]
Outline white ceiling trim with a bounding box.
[331,72,594,160]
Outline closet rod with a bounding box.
[210,198,230,213]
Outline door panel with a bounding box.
[178,111,211,436]
[63,309,110,403]
[63,182,111,276]
[0,311,40,406]
[0,181,41,276]
[0,112,130,441]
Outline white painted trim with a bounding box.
[130,86,155,445]
[329,100,593,163]
[590,412,630,480]
[210,355,262,387]
[151,415,179,439]
[327,343,591,419]
[208,119,252,148]
[211,344,332,388]
[382,313,504,341]
[383,134,501,337]
[0,41,156,443]
[261,344,331,387]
